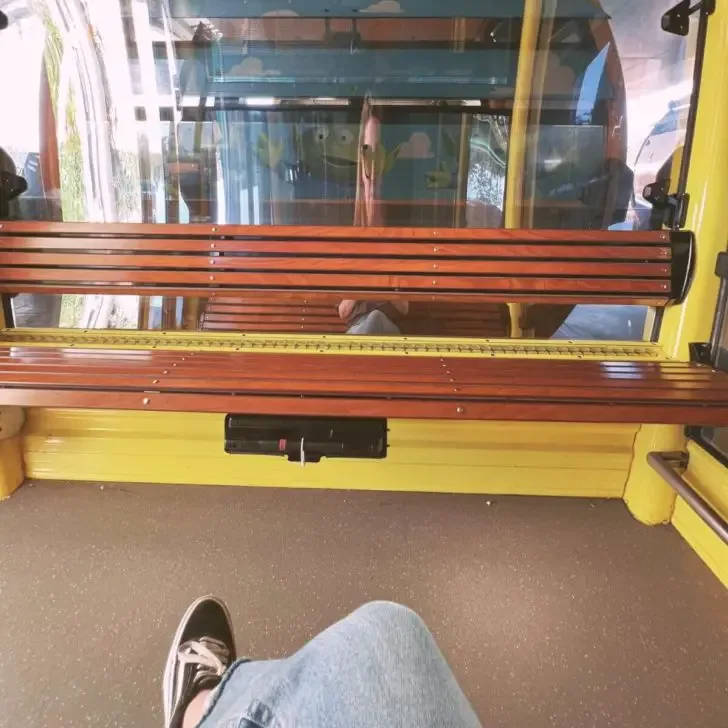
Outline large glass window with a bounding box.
[0,0,700,339]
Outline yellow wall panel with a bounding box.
[0,437,24,500]
[671,443,728,587]
[22,409,636,498]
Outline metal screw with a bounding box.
[210,243,216,249]
[433,264,439,270]
[210,259,216,265]
[152,379,159,384]
[209,275,215,281]
[659,233,668,241]
[456,406,465,414]
[432,280,438,285]
[143,397,151,405]
[432,231,441,237]
[163,370,169,374]
[433,247,440,253]
[212,226,218,232]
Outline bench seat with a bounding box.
[1,346,727,424]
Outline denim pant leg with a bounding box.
[198,601,481,728]
[347,310,401,335]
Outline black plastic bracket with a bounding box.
[662,0,715,36]
[689,341,713,365]
[670,230,695,302]
[0,11,8,31]
[643,179,690,229]
[0,170,28,220]
[225,414,387,463]
[715,251,728,280]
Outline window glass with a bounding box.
[0,0,699,340]
[521,0,697,341]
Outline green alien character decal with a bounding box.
[256,120,400,187]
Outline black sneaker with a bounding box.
[163,596,237,728]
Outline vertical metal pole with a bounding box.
[504,0,542,337]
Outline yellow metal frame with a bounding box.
[0,328,663,360]
[504,0,542,337]
[625,0,728,534]
[674,442,728,587]
[0,298,24,498]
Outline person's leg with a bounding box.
[347,309,401,335]
[192,600,481,728]
[162,596,239,728]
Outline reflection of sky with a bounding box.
[0,9,45,164]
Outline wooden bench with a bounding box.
[200,295,510,337]
[1,221,724,427]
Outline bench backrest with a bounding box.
[200,295,510,336]
[0,223,693,307]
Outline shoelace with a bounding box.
[177,637,230,686]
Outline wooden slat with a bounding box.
[0,268,669,293]
[0,283,668,306]
[0,221,673,244]
[0,252,672,277]
[0,236,672,261]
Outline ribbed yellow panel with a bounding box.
[672,443,728,588]
[0,437,24,500]
[22,409,636,497]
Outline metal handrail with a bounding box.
[647,452,728,545]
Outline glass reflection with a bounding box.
[0,0,698,340]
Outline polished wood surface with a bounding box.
[0,347,727,424]
[0,222,687,305]
[200,296,509,336]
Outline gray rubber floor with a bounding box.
[0,481,726,728]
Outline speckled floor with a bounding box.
[0,482,726,728]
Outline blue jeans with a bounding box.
[198,602,481,728]
[347,310,401,336]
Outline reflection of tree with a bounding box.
[61,96,86,221]
[468,115,507,208]
[37,0,141,222]
[40,8,87,220]
[84,11,141,222]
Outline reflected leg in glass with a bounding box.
[347,309,401,336]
